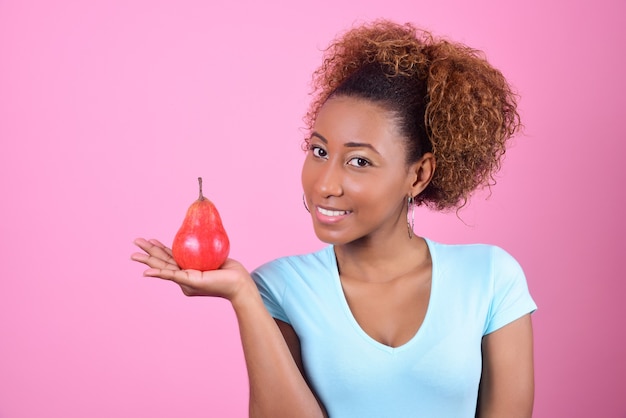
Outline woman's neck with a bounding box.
[334,233,430,283]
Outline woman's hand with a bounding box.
[132,239,324,418]
[130,237,252,302]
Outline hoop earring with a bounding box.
[303,193,310,213]
[407,196,415,239]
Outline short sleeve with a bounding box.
[483,246,537,335]
[251,260,290,324]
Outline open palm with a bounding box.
[131,237,250,301]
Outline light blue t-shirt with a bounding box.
[251,238,537,418]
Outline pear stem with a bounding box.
[198,177,205,200]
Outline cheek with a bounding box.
[342,177,369,197]
[346,176,405,212]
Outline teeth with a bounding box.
[317,207,348,217]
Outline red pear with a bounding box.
[172,177,230,271]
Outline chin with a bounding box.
[312,226,362,246]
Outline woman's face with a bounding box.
[301,96,417,245]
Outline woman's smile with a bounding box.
[301,95,417,245]
[315,205,353,224]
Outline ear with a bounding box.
[407,152,436,197]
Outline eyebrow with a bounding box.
[311,132,381,155]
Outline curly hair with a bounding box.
[304,20,521,210]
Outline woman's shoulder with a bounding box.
[424,237,523,275]
[251,245,335,281]
[426,236,514,255]
[425,238,535,320]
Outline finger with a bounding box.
[131,252,174,271]
[179,284,196,297]
[131,252,150,264]
[133,237,152,250]
[149,238,174,258]
[134,238,178,266]
[148,238,166,248]
[142,254,178,271]
[144,238,176,264]
[143,268,193,285]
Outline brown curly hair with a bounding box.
[304,20,521,210]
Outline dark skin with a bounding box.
[301,96,434,350]
[132,95,534,417]
[131,238,325,418]
[303,96,533,416]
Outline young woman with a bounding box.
[132,20,536,418]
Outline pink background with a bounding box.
[1,0,624,417]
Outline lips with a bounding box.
[314,206,352,225]
[317,206,350,217]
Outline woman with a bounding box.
[132,20,536,417]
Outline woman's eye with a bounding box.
[311,146,327,158]
[348,157,371,167]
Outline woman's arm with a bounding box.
[476,314,535,418]
[274,320,329,418]
[131,238,324,418]
[232,287,325,418]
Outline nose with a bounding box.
[315,160,344,198]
